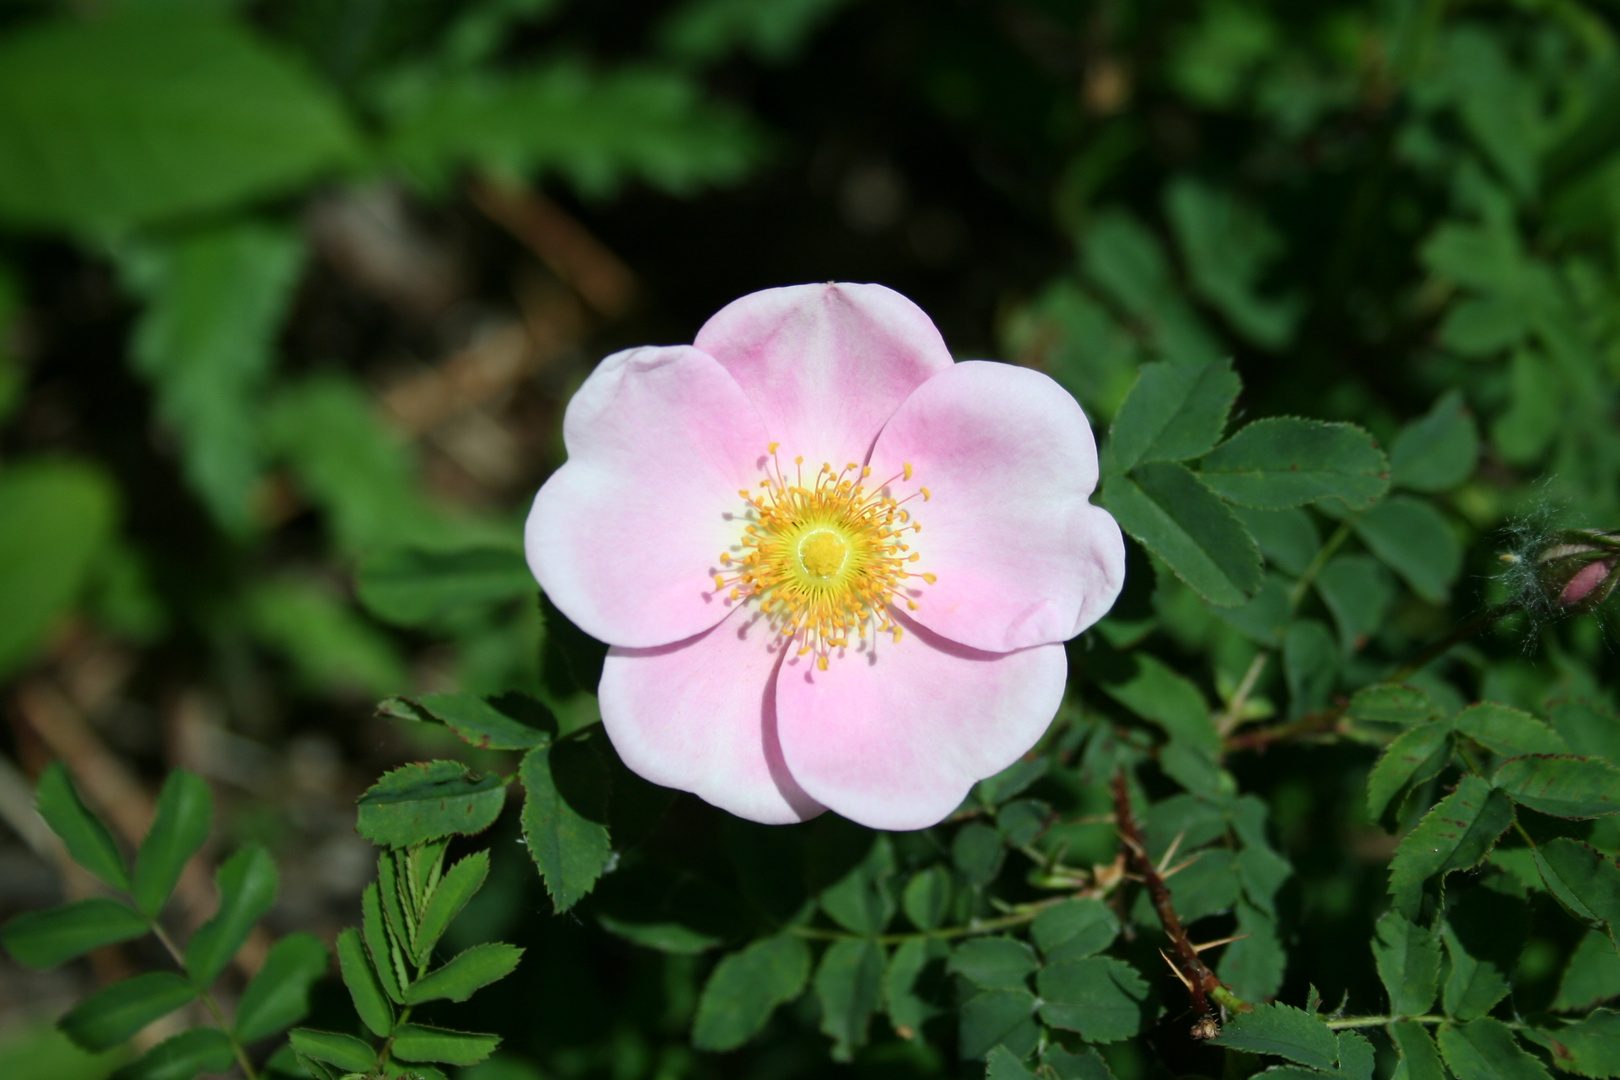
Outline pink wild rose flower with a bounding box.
[525,283,1126,830]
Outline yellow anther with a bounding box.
[768,442,780,454]
[903,462,913,480]
[921,572,937,584]
[724,446,934,669]
[920,487,931,501]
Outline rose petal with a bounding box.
[774,613,1066,830]
[600,610,824,825]
[526,345,769,648]
[869,360,1125,652]
[693,283,954,469]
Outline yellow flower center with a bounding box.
[714,444,936,669]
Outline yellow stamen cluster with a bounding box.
[713,444,936,669]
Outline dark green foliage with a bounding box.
[132,771,211,919]
[1,898,149,969]
[691,933,812,1051]
[233,933,326,1044]
[111,1027,235,1080]
[33,761,129,892]
[520,738,612,911]
[1212,1003,1338,1071]
[58,974,198,1053]
[1199,419,1389,510]
[357,760,508,847]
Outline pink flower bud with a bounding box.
[1534,530,1620,613]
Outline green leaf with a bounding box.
[1164,178,1301,350]
[1542,1009,1620,1078]
[657,0,854,64]
[1456,704,1570,759]
[1548,701,1620,766]
[0,12,358,232]
[381,693,555,752]
[884,936,951,1035]
[1104,461,1262,607]
[960,988,1041,1061]
[814,939,884,1061]
[386,62,761,198]
[2,897,148,969]
[110,1027,234,1080]
[1373,912,1441,1016]
[986,1045,1039,1080]
[1212,1002,1338,1070]
[1354,496,1461,604]
[335,928,392,1039]
[118,222,305,532]
[1554,930,1620,1013]
[1200,418,1389,510]
[287,1029,375,1073]
[1389,775,1516,919]
[1367,721,1454,826]
[1031,898,1119,962]
[1391,391,1479,493]
[1283,619,1339,716]
[1437,1018,1553,1080]
[1315,555,1397,655]
[691,933,811,1051]
[1534,839,1620,926]
[1347,685,1443,728]
[1108,359,1241,471]
[1235,506,1320,576]
[58,972,197,1052]
[234,932,327,1044]
[1220,901,1287,1002]
[357,761,506,848]
[1495,756,1620,818]
[1045,1046,1117,1080]
[1036,956,1152,1044]
[1095,651,1217,755]
[1391,1020,1448,1080]
[901,866,952,931]
[360,882,405,1005]
[34,762,129,892]
[391,1024,500,1066]
[184,844,276,987]
[405,943,524,1005]
[1340,1030,1377,1080]
[521,741,611,912]
[132,770,211,919]
[413,850,489,965]
[356,546,536,627]
[245,579,407,699]
[1164,848,1242,923]
[948,938,1038,990]
[0,460,117,680]
[818,836,896,935]
[377,851,416,964]
[1442,885,1528,1021]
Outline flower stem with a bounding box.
[150,922,259,1080]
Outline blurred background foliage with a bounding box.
[4,0,1620,1078]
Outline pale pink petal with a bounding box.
[525,345,769,648]
[869,361,1125,653]
[774,615,1066,830]
[693,283,954,469]
[600,610,824,825]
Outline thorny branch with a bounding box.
[1111,771,1250,1040]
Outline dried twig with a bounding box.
[1111,771,1250,1039]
